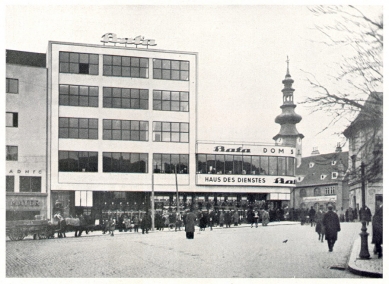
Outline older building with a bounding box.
[6,50,48,220]
[293,144,349,212]
[343,92,383,213]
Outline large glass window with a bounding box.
[197,154,206,174]
[287,157,295,176]
[59,117,98,139]
[59,84,98,107]
[215,155,225,174]
[153,154,189,174]
[59,52,99,75]
[6,78,18,93]
[153,59,189,81]
[6,176,14,192]
[58,151,98,172]
[103,119,148,141]
[103,87,148,109]
[6,146,18,161]
[20,176,41,192]
[153,90,189,112]
[225,155,233,174]
[103,152,148,173]
[278,157,286,176]
[251,156,260,175]
[103,55,148,78]
[233,155,243,174]
[153,121,189,143]
[269,157,278,175]
[6,112,18,127]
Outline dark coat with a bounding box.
[322,210,341,241]
[185,212,196,233]
[372,205,383,245]
[359,207,372,222]
[141,214,151,229]
[315,210,325,234]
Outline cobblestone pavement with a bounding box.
[6,222,366,278]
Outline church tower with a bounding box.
[273,57,304,167]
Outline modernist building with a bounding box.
[293,144,349,211]
[5,50,48,220]
[6,36,304,222]
[343,92,383,213]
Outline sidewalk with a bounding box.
[348,237,383,278]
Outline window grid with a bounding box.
[153,90,189,112]
[59,51,99,75]
[6,78,18,93]
[6,112,18,127]
[103,87,149,110]
[19,176,41,193]
[153,121,189,143]
[58,151,98,172]
[103,55,149,78]
[196,154,295,176]
[59,117,98,139]
[6,146,18,161]
[103,152,148,173]
[59,84,99,107]
[153,153,189,174]
[153,59,189,81]
[325,186,336,195]
[103,119,149,141]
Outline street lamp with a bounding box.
[359,162,370,259]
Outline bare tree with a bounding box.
[302,5,383,182]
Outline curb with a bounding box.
[347,238,383,278]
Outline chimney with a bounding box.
[311,147,320,155]
[335,142,342,153]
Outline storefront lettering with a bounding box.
[214,146,251,153]
[101,33,157,47]
[10,199,40,207]
[8,169,42,174]
[273,177,296,184]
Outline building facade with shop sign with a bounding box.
[6,50,48,221]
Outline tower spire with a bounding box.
[286,56,290,77]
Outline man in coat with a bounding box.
[322,205,341,252]
[185,208,197,239]
[359,205,372,226]
[309,206,316,227]
[372,197,383,258]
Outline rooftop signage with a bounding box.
[101,33,157,48]
[197,143,296,157]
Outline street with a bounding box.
[6,221,367,278]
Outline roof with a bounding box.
[343,92,383,138]
[296,151,349,187]
[6,50,46,68]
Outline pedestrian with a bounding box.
[300,209,306,225]
[247,208,255,228]
[315,206,325,242]
[322,205,341,252]
[185,207,197,239]
[199,213,207,231]
[309,206,316,227]
[353,207,358,221]
[208,209,215,231]
[133,215,139,233]
[175,212,182,231]
[108,218,115,236]
[339,207,345,222]
[219,210,225,228]
[372,197,383,258]
[141,212,151,234]
[261,209,270,226]
[232,210,239,226]
[347,207,354,222]
[254,210,259,228]
[359,205,372,226]
[225,210,232,228]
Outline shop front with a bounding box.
[6,193,48,221]
[301,195,337,211]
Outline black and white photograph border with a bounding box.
[1,0,386,283]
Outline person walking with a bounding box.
[199,213,207,231]
[208,209,215,231]
[322,205,341,252]
[247,208,255,228]
[225,210,232,228]
[219,210,225,228]
[185,208,197,239]
[315,206,325,242]
[261,209,270,226]
[359,205,372,226]
[309,206,316,227]
[372,197,383,258]
[232,210,239,226]
[141,212,151,234]
[133,215,140,233]
[254,210,259,228]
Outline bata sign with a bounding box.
[197,143,295,157]
[197,174,296,187]
[101,33,157,47]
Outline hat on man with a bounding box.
[327,204,333,210]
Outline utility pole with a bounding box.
[359,162,370,259]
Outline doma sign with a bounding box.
[101,33,157,48]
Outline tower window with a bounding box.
[331,172,338,179]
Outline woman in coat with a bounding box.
[315,207,325,242]
[261,209,270,226]
[185,209,197,239]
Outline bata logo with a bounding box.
[101,33,157,47]
[213,146,251,153]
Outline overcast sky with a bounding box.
[3,3,384,157]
